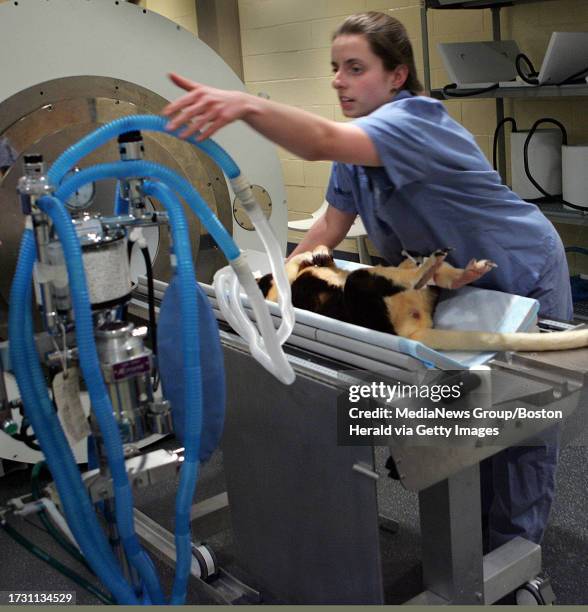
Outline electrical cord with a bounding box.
[556,65,588,85]
[442,82,499,97]
[493,117,518,172]
[515,53,539,84]
[492,115,588,212]
[0,520,114,605]
[515,52,588,86]
[522,118,588,211]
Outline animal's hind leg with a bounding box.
[373,249,450,290]
[434,259,497,289]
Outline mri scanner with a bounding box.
[0,0,587,605]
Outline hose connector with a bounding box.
[18,155,53,215]
[117,131,147,213]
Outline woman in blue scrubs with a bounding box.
[164,11,571,552]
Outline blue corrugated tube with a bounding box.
[55,160,240,261]
[143,181,202,604]
[47,115,240,186]
[9,230,139,604]
[35,197,165,605]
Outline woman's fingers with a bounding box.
[164,72,247,140]
[197,115,229,141]
[163,91,202,121]
[165,98,206,131]
[162,74,204,118]
[178,108,219,140]
[168,72,197,91]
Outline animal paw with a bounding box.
[449,258,497,289]
[312,245,333,258]
[310,244,335,268]
[431,247,453,260]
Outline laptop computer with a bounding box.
[438,33,588,90]
[437,40,520,89]
[537,32,588,85]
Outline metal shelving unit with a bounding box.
[420,0,588,224]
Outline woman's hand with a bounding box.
[163,72,254,140]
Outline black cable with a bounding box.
[140,246,157,358]
[0,521,114,605]
[493,117,518,172]
[515,53,587,87]
[515,53,539,84]
[442,82,500,97]
[520,118,588,211]
[565,246,588,257]
[14,416,41,451]
[557,65,588,86]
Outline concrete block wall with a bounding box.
[237,0,588,271]
[145,0,198,35]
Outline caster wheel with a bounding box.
[191,542,218,581]
[515,575,556,605]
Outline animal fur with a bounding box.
[258,246,588,352]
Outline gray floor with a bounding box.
[0,438,586,605]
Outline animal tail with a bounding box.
[412,328,588,352]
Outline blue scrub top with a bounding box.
[326,91,572,319]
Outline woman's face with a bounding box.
[331,34,405,118]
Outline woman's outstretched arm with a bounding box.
[163,73,380,166]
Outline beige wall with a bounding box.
[238,0,588,270]
[145,0,198,35]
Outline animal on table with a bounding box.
[258,246,588,352]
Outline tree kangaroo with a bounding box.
[258,246,588,352]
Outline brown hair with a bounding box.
[332,12,423,95]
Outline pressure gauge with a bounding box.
[233,184,272,231]
[64,167,95,211]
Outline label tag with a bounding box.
[53,367,90,446]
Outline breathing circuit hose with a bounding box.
[34,197,165,604]
[9,229,139,604]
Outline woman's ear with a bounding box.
[390,64,409,91]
